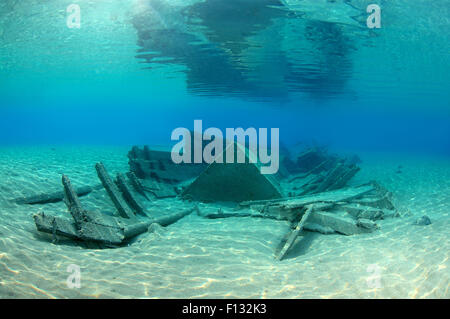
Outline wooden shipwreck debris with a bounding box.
[33,174,194,245]
[116,173,146,217]
[126,171,150,200]
[182,143,283,202]
[128,145,206,183]
[95,163,135,219]
[13,184,103,205]
[280,147,361,196]
[29,143,397,259]
[275,205,314,260]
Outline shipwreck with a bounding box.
[14,144,398,260]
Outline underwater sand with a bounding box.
[0,146,448,298]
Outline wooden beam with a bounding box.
[241,184,374,208]
[14,184,102,205]
[307,211,374,236]
[33,213,79,239]
[275,205,314,261]
[123,208,194,238]
[315,163,345,193]
[34,208,195,245]
[328,165,360,191]
[126,171,150,200]
[116,173,146,216]
[95,163,135,219]
[62,174,89,224]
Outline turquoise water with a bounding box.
[1,0,449,153]
[0,0,449,299]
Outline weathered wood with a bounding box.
[14,184,102,205]
[308,158,333,175]
[296,148,327,172]
[95,163,135,219]
[33,211,126,245]
[34,208,195,245]
[33,210,126,244]
[336,203,397,220]
[140,179,161,191]
[241,184,374,208]
[128,146,206,182]
[353,194,395,210]
[62,174,89,224]
[124,208,194,238]
[328,165,360,191]
[279,185,374,210]
[116,173,146,216]
[143,145,152,160]
[126,171,150,200]
[33,213,79,239]
[275,205,314,260]
[150,183,178,198]
[314,163,346,193]
[61,175,128,244]
[307,211,374,236]
[76,220,125,244]
[198,208,283,221]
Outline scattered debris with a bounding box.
[128,145,206,183]
[33,166,194,246]
[13,184,103,205]
[275,205,314,260]
[23,144,398,258]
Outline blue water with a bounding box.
[0,0,450,300]
[0,0,449,153]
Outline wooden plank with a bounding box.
[140,179,161,191]
[123,208,194,238]
[62,174,89,224]
[33,211,126,244]
[34,208,195,245]
[241,184,374,208]
[275,205,314,260]
[306,158,332,175]
[33,212,79,239]
[14,184,102,205]
[315,163,346,193]
[76,220,125,244]
[328,165,360,191]
[95,163,135,219]
[353,194,395,210]
[308,211,373,236]
[116,173,146,216]
[150,182,178,198]
[126,171,150,200]
[279,185,374,209]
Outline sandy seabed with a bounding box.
[0,146,448,298]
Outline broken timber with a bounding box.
[13,184,103,205]
[128,145,206,183]
[116,173,146,217]
[240,184,375,209]
[95,162,135,219]
[126,171,150,200]
[33,174,194,245]
[275,205,314,261]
